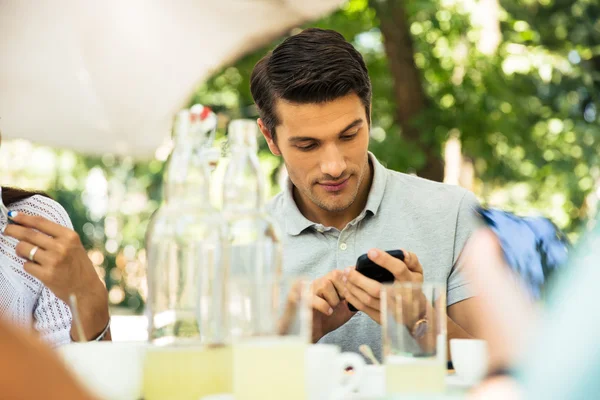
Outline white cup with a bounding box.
[355,365,385,397]
[450,339,488,383]
[57,341,147,400]
[306,344,366,400]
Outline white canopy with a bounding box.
[0,0,344,158]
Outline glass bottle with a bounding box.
[144,106,231,400]
[222,119,282,282]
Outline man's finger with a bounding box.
[343,289,381,323]
[329,270,348,300]
[346,269,381,298]
[401,249,423,275]
[314,279,342,308]
[367,248,412,281]
[278,287,300,335]
[3,224,54,250]
[312,296,333,316]
[345,281,381,311]
[7,211,67,238]
[324,280,343,308]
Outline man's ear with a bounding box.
[257,118,281,156]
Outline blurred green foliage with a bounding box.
[193,0,600,234]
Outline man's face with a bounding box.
[260,93,370,213]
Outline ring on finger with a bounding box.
[28,246,39,262]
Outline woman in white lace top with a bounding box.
[0,188,110,346]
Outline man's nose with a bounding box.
[320,144,347,179]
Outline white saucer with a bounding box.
[199,394,234,400]
[445,373,478,390]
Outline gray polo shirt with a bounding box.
[267,153,480,360]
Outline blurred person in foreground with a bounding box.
[0,316,96,400]
[251,28,485,360]
[462,224,600,400]
[0,187,110,344]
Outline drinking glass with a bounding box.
[230,276,311,400]
[381,282,447,394]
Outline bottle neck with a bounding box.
[222,146,264,212]
[164,138,211,205]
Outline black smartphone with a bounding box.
[347,249,404,312]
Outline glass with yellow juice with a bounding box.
[385,355,446,393]
[143,344,232,400]
[381,282,447,394]
[233,337,307,400]
[230,277,312,400]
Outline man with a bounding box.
[251,28,482,360]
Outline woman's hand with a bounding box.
[3,211,110,341]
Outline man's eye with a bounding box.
[297,143,317,151]
[341,133,358,141]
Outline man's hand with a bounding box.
[3,211,110,341]
[310,270,355,342]
[342,248,423,324]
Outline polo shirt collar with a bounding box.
[282,152,388,236]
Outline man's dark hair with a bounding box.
[250,28,372,140]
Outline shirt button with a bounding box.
[316,226,324,233]
[340,243,347,251]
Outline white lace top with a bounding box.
[0,194,73,347]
